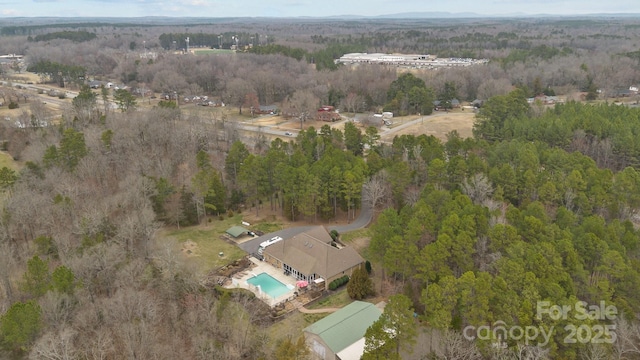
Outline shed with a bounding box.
[225,226,249,238]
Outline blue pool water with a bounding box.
[247,273,291,299]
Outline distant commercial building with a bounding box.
[336,52,488,69]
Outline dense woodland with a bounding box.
[1,16,640,360]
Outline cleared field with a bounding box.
[381,111,476,142]
[193,49,235,55]
[159,215,249,275]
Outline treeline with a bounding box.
[474,90,640,170]
[29,30,97,43]
[383,72,435,116]
[249,44,307,61]
[249,43,366,71]
[26,60,86,87]
[501,44,573,67]
[219,122,370,222]
[0,22,158,36]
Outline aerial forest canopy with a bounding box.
[365,91,640,358]
[476,90,640,170]
[2,16,640,359]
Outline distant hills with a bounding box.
[2,12,640,27]
[340,11,640,19]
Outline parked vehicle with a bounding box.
[257,236,283,254]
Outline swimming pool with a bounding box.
[247,272,291,299]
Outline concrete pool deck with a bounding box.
[227,257,297,307]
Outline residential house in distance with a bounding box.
[258,104,278,115]
[316,105,341,122]
[261,226,364,289]
[304,301,383,360]
[89,80,103,89]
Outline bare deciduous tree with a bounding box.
[0,240,17,309]
[462,173,494,205]
[580,343,611,360]
[489,344,550,360]
[435,330,483,360]
[39,292,76,330]
[613,316,640,359]
[363,170,391,210]
[29,327,78,360]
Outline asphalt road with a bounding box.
[237,189,373,255]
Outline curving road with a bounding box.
[237,189,373,255]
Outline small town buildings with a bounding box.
[304,301,383,360]
[262,226,364,289]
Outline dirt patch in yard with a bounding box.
[181,240,199,257]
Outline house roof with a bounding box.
[259,105,278,111]
[264,226,364,279]
[225,226,248,238]
[304,301,382,354]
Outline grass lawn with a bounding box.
[266,311,331,349]
[307,289,352,309]
[252,222,283,233]
[161,215,248,275]
[340,228,370,243]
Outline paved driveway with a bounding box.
[237,190,373,255]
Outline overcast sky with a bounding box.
[1,0,639,18]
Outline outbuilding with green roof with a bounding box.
[304,301,382,360]
[225,226,248,238]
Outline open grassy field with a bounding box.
[193,49,235,55]
[159,215,249,275]
[380,111,476,143]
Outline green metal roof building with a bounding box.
[225,226,248,238]
[304,301,382,360]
